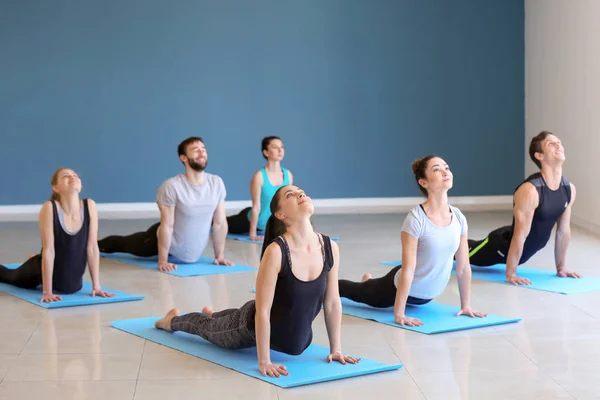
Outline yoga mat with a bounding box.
[380,260,600,295]
[101,252,256,277]
[111,316,403,388]
[0,263,143,309]
[381,260,401,267]
[226,233,264,245]
[341,298,521,335]
[227,234,339,245]
[457,263,600,295]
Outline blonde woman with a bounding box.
[0,168,113,303]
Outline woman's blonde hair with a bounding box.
[50,167,70,201]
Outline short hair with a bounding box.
[177,137,204,157]
[529,131,553,169]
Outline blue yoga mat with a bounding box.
[226,233,264,244]
[111,316,402,388]
[381,260,401,267]
[0,263,143,309]
[101,252,256,277]
[341,298,521,335]
[228,233,339,245]
[380,260,600,295]
[458,263,600,295]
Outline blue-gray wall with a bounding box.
[0,0,524,205]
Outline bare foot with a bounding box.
[154,308,180,331]
[361,273,372,282]
[202,306,214,318]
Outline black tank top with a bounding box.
[511,173,571,264]
[50,199,90,293]
[268,233,334,356]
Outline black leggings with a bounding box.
[98,222,159,257]
[338,265,432,308]
[170,300,257,349]
[226,207,252,234]
[468,225,512,267]
[0,254,43,289]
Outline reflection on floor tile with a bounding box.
[3,353,142,382]
[134,378,279,400]
[0,381,136,400]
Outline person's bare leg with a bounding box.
[201,306,214,318]
[154,308,180,331]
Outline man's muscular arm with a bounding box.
[554,183,581,278]
[505,183,538,285]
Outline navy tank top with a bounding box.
[512,173,571,264]
[268,233,334,356]
[50,199,90,293]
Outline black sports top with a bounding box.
[50,199,90,294]
[512,173,571,264]
[268,233,334,356]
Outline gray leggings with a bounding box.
[170,300,257,349]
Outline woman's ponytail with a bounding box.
[260,214,286,260]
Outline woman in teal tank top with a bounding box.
[226,136,293,240]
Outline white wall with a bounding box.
[525,0,600,234]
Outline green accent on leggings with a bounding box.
[469,237,489,257]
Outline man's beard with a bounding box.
[189,158,207,172]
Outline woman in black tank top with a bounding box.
[0,168,114,303]
[154,185,360,378]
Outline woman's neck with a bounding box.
[284,219,315,247]
[423,191,449,214]
[58,193,81,215]
[265,160,281,172]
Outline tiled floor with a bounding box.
[0,210,599,399]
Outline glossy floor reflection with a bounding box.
[0,210,599,399]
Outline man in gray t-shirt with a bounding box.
[98,137,233,271]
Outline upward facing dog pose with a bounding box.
[227,136,294,241]
[0,168,113,303]
[338,156,487,327]
[468,131,580,285]
[154,185,360,377]
[98,137,233,271]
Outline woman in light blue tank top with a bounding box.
[226,136,294,240]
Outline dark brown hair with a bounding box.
[411,155,437,196]
[177,137,204,160]
[529,131,553,169]
[260,186,288,259]
[261,136,282,160]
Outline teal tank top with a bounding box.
[248,167,290,231]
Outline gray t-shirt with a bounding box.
[156,173,226,263]
[394,204,468,299]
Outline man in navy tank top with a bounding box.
[468,131,580,285]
